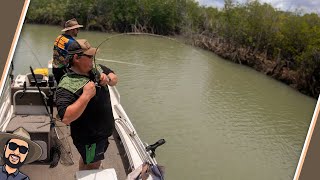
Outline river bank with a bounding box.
[190,33,319,99]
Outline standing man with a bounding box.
[0,127,42,180]
[53,18,83,83]
[56,39,118,170]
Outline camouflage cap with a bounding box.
[67,39,97,56]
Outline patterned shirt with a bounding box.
[0,165,29,180]
[53,34,76,68]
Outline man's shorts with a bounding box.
[74,139,109,164]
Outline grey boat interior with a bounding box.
[0,69,165,180]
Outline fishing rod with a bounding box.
[17,38,74,167]
[91,32,184,85]
[29,66,62,167]
[91,31,213,86]
[29,66,53,123]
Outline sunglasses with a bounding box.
[7,142,29,154]
[82,54,94,59]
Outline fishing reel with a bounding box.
[89,63,101,88]
[91,65,111,88]
[94,72,101,88]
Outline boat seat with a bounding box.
[12,89,49,115]
[8,87,53,164]
[76,168,118,180]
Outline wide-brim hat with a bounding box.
[0,127,42,164]
[62,18,83,32]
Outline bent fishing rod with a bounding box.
[91,32,183,84]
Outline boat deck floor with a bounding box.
[19,120,129,180]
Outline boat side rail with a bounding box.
[115,117,158,168]
[110,86,165,179]
[114,120,141,169]
[114,104,136,134]
[0,76,13,130]
[115,118,165,180]
[115,118,156,172]
[113,104,159,162]
[0,91,13,131]
[0,99,12,129]
[115,117,147,161]
[0,107,13,132]
[109,86,121,103]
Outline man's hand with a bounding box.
[99,73,110,86]
[83,81,96,100]
[61,81,96,125]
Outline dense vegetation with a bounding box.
[27,0,320,98]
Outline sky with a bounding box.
[196,0,320,14]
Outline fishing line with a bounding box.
[10,37,46,81]
[91,32,209,82]
[93,34,189,67]
[19,37,44,69]
[96,58,147,67]
[95,32,182,50]
[93,32,216,64]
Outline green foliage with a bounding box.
[27,0,66,24]
[64,0,94,26]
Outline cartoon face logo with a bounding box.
[3,138,29,169]
[0,127,42,179]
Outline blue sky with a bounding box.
[196,0,320,13]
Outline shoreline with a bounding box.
[190,34,317,99]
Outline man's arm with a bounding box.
[99,72,118,86]
[62,93,91,125]
[99,64,118,86]
[107,72,118,86]
[56,82,96,125]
